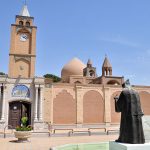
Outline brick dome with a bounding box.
[61,58,86,82]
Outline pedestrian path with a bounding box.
[0,135,118,150]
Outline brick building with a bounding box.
[0,5,150,130]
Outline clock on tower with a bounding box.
[8,4,37,78]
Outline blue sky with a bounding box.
[1,0,150,85]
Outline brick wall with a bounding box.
[139,91,150,115]
[83,90,104,123]
[53,90,76,124]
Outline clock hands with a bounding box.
[20,34,28,41]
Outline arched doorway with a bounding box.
[8,101,31,129]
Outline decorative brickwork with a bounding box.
[53,90,76,124]
[83,90,104,123]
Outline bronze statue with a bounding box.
[114,79,145,144]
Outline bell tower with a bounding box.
[83,59,97,77]
[102,56,112,76]
[8,4,37,78]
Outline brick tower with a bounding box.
[8,4,37,78]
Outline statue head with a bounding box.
[122,79,131,89]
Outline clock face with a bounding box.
[20,34,28,42]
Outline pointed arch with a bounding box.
[83,90,104,123]
[53,90,76,124]
[74,81,81,84]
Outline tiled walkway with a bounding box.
[0,134,118,150]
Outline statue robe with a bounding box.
[115,89,145,144]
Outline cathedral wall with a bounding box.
[139,91,150,115]
[132,86,150,115]
[110,91,121,123]
[43,88,52,123]
[53,89,76,124]
[104,86,122,124]
[53,85,76,124]
[83,90,104,123]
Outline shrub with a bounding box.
[16,126,32,131]
[16,117,32,131]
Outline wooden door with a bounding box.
[9,102,21,128]
[21,103,31,126]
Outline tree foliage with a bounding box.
[0,72,5,75]
[43,74,61,82]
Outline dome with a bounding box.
[61,57,86,82]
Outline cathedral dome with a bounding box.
[61,57,86,82]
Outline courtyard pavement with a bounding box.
[0,134,118,150]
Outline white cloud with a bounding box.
[99,35,139,47]
[124,74,136,80]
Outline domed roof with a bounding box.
[61,57,86,82]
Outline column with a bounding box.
[76,86,83,125]
[34,87,38,121]
[103,86,111,124]
[39,87,43,121]
[50,85,53,124]
[1,85,6,120]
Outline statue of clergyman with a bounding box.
[114,79,145,144]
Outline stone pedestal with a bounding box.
[109,141,150,150]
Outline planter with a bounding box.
[14,131,32,142]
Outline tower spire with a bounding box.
[102,55,112,76]
[20,1,30,17]
[24,0,27,5]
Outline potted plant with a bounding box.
[14,117,32,142]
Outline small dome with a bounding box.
[61,58,86,82]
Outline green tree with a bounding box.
[43,74,61,82]
[0,72,5,75]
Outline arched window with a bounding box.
[19,21,23,26]
[74,81,81,84]
[89,70,95,77]
[26,22,30,26]
[12,85,30,98]
[107,80,120,85]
